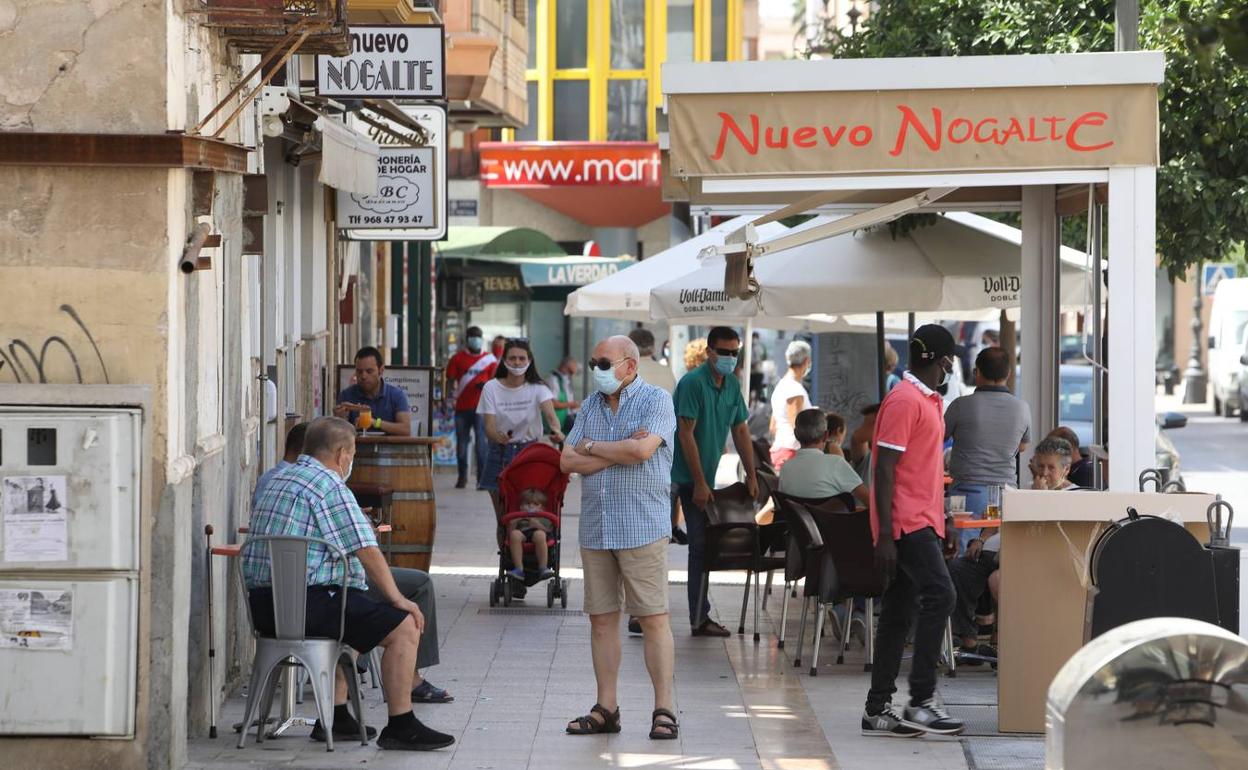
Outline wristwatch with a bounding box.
[584,440,595,455]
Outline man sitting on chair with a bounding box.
[244,416,454,751]
[778,409,869,505]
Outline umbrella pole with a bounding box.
[876,311,886,401]
[741,318,753,400]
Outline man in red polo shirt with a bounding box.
[861,324,963,738]
[446,326,497,489]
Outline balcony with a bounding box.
[346,0,440,24]
[444,0,527,128]
[201,0,350,55]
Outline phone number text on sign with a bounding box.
[340,148,436,230]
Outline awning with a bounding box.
[434,227,635,287]
[314,115,379,196]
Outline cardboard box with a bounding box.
[996,490,1216,733]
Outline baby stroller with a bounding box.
[489,442,571,608]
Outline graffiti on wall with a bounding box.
[0,305,110,384]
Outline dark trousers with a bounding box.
[677,482,713,628]
[454,409,487,482]
[866,527,957,710]
[948,551,998,640]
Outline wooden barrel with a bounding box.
[352,437,437,571]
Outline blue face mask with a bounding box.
[465,336,484,352]
[713,355,736,376]
[593,366,622,395]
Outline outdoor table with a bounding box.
[953,518,1002,529]
[996,489,1216,733]
[351,436,439,571]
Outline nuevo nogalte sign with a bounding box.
[667,84,1157,177]
[316,26,445,100]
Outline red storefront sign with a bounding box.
[480,142,662,188]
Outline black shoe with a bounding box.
[377,719,456,751]
[627,617,642,635]
[455,477,467,489]
[310,718,377,742]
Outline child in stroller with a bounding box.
[490,443,571,608]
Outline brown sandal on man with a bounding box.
[649,708,679,740]
[691,619,731,637]
[566,704,622,735]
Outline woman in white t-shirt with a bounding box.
[768,339,813,470]
[478,338,564,513]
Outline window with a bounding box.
[527,0,537,69]
[607,79,648,141]
[556,0,587,69]
[610,0,646,70]
[517,80,539,141]
[711,0,729,61]
[667,0,695,63]
[553,80,589,140]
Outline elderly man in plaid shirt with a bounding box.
[560,335,680,741]
[244,416,454,751]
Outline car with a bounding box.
[1059,364,1186,485]
[1208,277,1248,417]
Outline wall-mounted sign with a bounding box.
[480,142,662,188]
[668,85,1158,177]
[1204,263,1236,295]
[343,105,447,241]
[518,257,634,287]
[316,25,445,100]
[335,365,439,436]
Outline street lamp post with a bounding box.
[847,1,861,33]
[1183,266,1208,404]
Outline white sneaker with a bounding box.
[861,703,924,738]
[904,697,965,735]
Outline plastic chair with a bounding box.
[771,495,823,651]
[805,502,887,675]
[771,491,853,652]
[698,483,768,642]
[236,535,367,751]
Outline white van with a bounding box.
[1208,276,1248,416]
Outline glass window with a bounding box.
[553,79,589,140]
[526,0,537,69]
[607,79,648,141]
[556,0,587,69]
[667,0,694,63]
[517,80,539,141]
[610,0,646,70]
[711,0,728,61]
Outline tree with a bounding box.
[806,0,1248,277]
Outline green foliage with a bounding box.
[805,0,1248,277]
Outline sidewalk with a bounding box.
[186,470,1043,770]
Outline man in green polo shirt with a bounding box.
[673,326,759,637]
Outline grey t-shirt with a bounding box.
[945,386,1031,486]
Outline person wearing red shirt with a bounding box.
[445,326,497,488]
[861,324,963,739]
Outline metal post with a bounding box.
[1092,203,1106,489]
[1115,0,1139,52]
[876,311,886,401]
[1183,266,1208,404]
[907,312,916,341]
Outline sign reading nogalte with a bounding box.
[338,147,436,231]
[316,26,445,100]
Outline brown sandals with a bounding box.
[566,704,622,735]
[649,708,679,740]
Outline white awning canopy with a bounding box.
[314,116,379,196]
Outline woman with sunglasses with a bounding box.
[478,339,565,515]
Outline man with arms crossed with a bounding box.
[862,325,964,738]
[560,335,680,740]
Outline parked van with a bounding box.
[1208,276,1248,416]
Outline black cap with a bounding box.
[910,324,956,362]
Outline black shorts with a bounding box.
[248,585,407,655]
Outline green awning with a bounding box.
[435,226,635,287]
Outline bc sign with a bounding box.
[338,148,437,233]
[316,26,445,100]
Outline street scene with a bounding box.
[2,2,1248,770]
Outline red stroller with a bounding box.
[489,442,571,608]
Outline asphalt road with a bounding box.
[1161,397,1248,544]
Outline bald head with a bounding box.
[302,416,356,480]
[595,335,639,362]
[590,335,640,395]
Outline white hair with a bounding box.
[605,335,640,362]
[785,339,812,367]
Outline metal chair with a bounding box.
[235,535,367,751]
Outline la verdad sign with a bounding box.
[668,84,1158,177]
[316,26,445,100]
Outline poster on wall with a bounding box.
[2,475,69,563]
[0,588,73,651]
[811,333,881,437]
[335,365,439,436]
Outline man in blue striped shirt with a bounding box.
[560,335,680,740]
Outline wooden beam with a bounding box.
[0,133,250,173]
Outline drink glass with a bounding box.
[357,407,373,432]
[985,485,1002,520]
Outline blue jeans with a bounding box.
[454,410,488,483]
[947,481,990,550]
[677,482,713,628]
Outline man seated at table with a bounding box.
[1047,426,1095,489]
[251,422,453,707]
[335,346,412,436]
[244,416,454,751]
[949,436,1080,657]
[778,409,869,506]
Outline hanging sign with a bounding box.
[668,84,1158,177]
[343,105,447,240]
[316,25,445,100]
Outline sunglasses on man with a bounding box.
[587,357,628,371]
[712,347,740,358]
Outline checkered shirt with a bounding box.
[568,375,676,551]
[242,455,377,591]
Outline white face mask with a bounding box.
[939,358,954,387]
[505,364,528,378]
[593,366,622,395]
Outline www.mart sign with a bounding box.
[668,84,1157,177]
[479,142,661,188]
